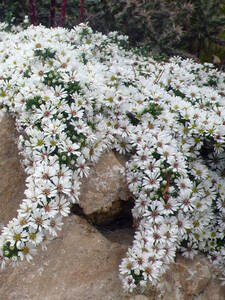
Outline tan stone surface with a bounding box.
[0,115,26,228]
[79,151,131,224]
[132,296,150,300]
[196,279,225,300]
[157,255,225,300]
[0,215,132,300]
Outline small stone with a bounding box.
[79,151,132,224]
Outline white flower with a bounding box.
[51,85,67,99]
[70,174,81,203]
[131,248,148,271]
[172,211,191,238]
[51,174,72,196]
[75,155,90,178]
[5,226,27,249]
[180,242,198,260]
[42,118,66,136]
[18,242,37,262]
[18,198,38,218]
[119,257,135,275]
[35,162,58,181]
[127,171,142,196]
[190,161,209,180]
[27,227,43,246]
[141,157,161,172]
[64,102,84,120]
[114,136,133,155]
[28,209,49,232]
[38,197,58,218]
[144,201,164,224]
[71,119,89,135]
[157,197,179,216]
[46,215,63,237]
[142,169,161,191]
[178,190,196,213]
[35,102,57,122]
[162,244,176,264]
[121,274,136,292]
[175,177,193,196]
[59,139,80,157]
[55,196,71,217]
[0,254,9,270]
[142,260,162,285]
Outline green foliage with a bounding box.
[87,0,225,61]
[88,0,194,56]
[131,269,144,286]
[25,95,43,111]
[0,0,27,25]
[34,48,56,60]
[66,81,82,96]
[43,70,63,87]
[3,242,19,259]
[141,102,163,119]
[182,0,225,61]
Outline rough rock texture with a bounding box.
[79,151,132,225]
[0,115,26,227]
[155,254,225,300]
[0,215,133,300]
[132,296,149,300]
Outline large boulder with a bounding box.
[0,214,132,300]
[0,115,26,228]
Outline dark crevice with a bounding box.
[71,198,135,245]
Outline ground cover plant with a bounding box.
[0,23,224,293]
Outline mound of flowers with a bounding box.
[0,23,224,292]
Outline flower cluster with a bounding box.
[0,23,224,292]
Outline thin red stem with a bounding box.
[79,0,85,23]
[58,0,68,27]
[50,0,57,27]
[29,0,38,26]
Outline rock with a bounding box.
[196,279,225,300]
[154,254,225,300]
[132,296,151,300]
[0,114,26,228]
[79,151,132,225]
[0,215,133,300]
[177,256,211,296]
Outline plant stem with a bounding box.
[59,0,68,27]
[50,0,56,27]
[29,0,38,25]
[79,0,85,23]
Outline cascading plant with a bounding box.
[0,23,224,294]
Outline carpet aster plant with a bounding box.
[0,23,224,293]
